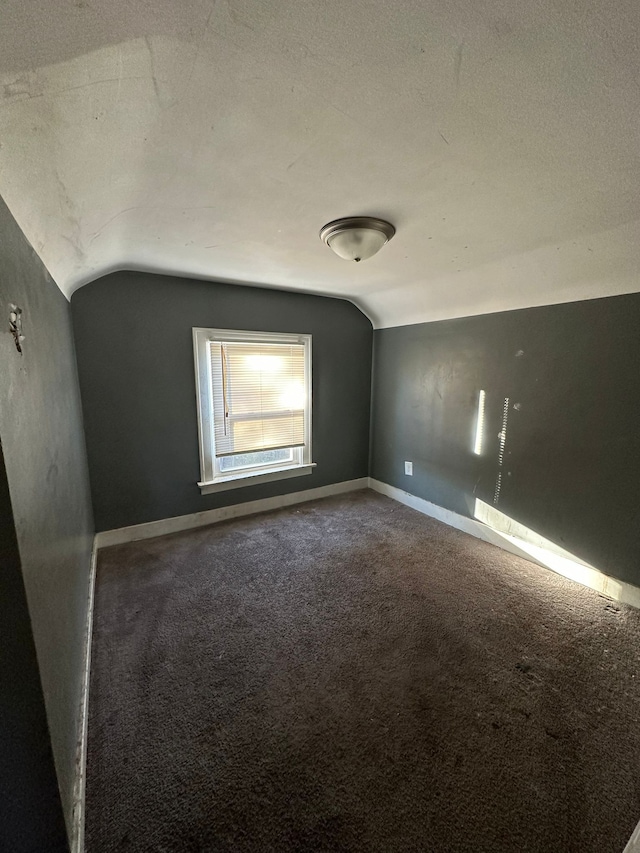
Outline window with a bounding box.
[193,328,313,493]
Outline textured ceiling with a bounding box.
[1,0,639,327]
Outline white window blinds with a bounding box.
[210,340,307,457]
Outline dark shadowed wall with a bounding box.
[71,272,373,532]
[371,293,640,588]
[0,196,94,840]
[0,441,69,853]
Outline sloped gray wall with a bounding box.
[0,196,94,841]
[0,441,69,852]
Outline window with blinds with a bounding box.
[193,328,312,492]
[210,341,306,457]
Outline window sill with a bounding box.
[198,463,316,495]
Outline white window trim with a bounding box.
[193,327,314,494]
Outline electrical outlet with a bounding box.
[404,461,413,475]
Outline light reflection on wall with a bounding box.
[474,498,631,603]
[493,397,510,505]
[473,390,486,455]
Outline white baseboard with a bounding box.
[70,538,97,853]
[95,478,369,548]
[624,820,640,853]
[368,478,640,610]
[369,478,486,540]
[95,475,640,611]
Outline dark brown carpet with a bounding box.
[87,490,640,852]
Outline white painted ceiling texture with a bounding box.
[1,0,639,327]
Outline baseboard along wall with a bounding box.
[94,478,370,548]
[70,542,97,853]
[367,479,640,610]
[624,821,640,853]
[93,474,640,610]
[93,475,640,610]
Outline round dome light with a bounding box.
[320,217,395,262]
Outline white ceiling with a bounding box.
[1,0,639,328]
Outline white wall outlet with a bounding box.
[404,461,413,475]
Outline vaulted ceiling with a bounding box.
[1,0,639,327]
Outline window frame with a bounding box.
[193,327,314,494]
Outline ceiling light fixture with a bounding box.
[320,216,395,262]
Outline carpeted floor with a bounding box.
[87,490,640,852]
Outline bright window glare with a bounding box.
[473,390,486,455]
[278,381,305,411]
[245,355,283,373]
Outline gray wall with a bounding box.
[0,440,69,852]
[371,293,640,588]
[0,196,94,840]
[71,271,373,531]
